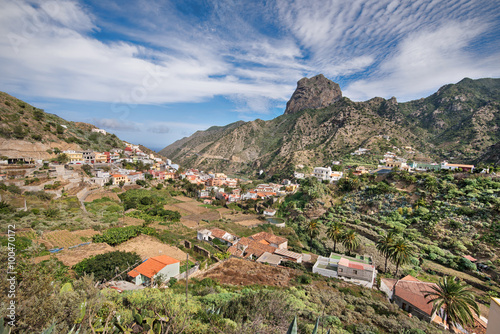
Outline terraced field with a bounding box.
[39,229,100,249]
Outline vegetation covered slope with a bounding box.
[159,77,500,174]
[0,91,125,159]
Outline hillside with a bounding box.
[159,76,500,174]
[0,92,125,160]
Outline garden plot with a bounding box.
[163,196,221,228]
[39,229,100,249]
[222,212,265,227]
[84,191,121,203]
[34,242,114,267]
[114,235,186,261]
[34,234,187,267]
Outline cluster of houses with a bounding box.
[299,152,476,184]
[64,142,163,166]
[170,169,300,205]
[197,228,305,266]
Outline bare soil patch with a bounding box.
[175,201,211,215]
[114,234,186,261]
[34,234,187,266]
[165,196,222,227]
[222,213,265,227]
[121,215,145,226]
[84,191,121,203]
[173,195,195,202]
[233,219,265,227]
[197,258,297,287]
[34,242,114,267]
[164,204,191,216]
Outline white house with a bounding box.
[128,255,180,286]
[197,229,212,241]
[263,209,276,216]
[91,128,107,135]
[313,167,343,182]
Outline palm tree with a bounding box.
[306,220,319,241]
[341,229,359,255]
[326,221,343,253]
[389,237,414,277]
[424,276,480,331]
[376,231,396,273]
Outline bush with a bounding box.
[73,250,141,282]
[297,274,311,284]
[458,257,476,271]
[92,226,157,246]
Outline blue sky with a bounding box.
[1,0,499,151]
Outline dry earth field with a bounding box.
[34,234,186,267]
[196,258,297,287]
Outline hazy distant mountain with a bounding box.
[161,76,500,174]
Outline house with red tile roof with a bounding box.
[197,228,239,246]
[380,275,446,324]
[128,255,180,286]
[249,231,287,249]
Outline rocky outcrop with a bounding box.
[159,77,500,174]
[284,74,342,115]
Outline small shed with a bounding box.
[463,255,477,263]
[256,252,282,266]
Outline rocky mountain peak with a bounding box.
[284,74,342,115]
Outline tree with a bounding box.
[376,231,396,273]
[389,237,415,277]
[424,276,479,331]
[55,153,68,164]
[306,220,320,241]
[326,221,343,253]
[341,229,359,255]
[73,250,141,282]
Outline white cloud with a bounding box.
[0,0,499,117]
[344,20,500,101]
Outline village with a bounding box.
[2,136,497,333]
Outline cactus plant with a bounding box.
[286,316,298,334]
[0,319,11,334]
[312,318,319,334]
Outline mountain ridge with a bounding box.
[0,91,149,160]
[159,76,500,173]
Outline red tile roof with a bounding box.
[463,255,477,262]
[393,276,438,316]
[210,228,228,239]
[348,263,365,270]
[128,255,180,279]
[250,232,287,246]
[380,278,398,291]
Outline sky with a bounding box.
[1,0,499,151]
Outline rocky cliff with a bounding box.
[285,74,342,115]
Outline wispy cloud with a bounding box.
[0,0,499,117]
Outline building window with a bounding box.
[339,268,343,272]
[353,270,358,275]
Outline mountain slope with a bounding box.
[160,76,500,173]
[0,91,126,159]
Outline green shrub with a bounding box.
[297,274,311,284]
[73,250,141,282]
